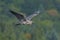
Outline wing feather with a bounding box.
[26,10,40,20]
[10,10,26,21]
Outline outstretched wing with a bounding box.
[26,10,40,20]
[10,10,26,21]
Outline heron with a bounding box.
[10,10,40,25]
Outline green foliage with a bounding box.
[0,0,60,40]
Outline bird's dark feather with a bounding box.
[10,10,26,21]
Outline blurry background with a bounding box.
[0,0,60,40]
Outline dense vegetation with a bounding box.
[0,0,60,40]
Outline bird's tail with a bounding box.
[15,22,21,25]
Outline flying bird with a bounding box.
[10,10,40,25]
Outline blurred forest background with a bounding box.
[0,0,60,40]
